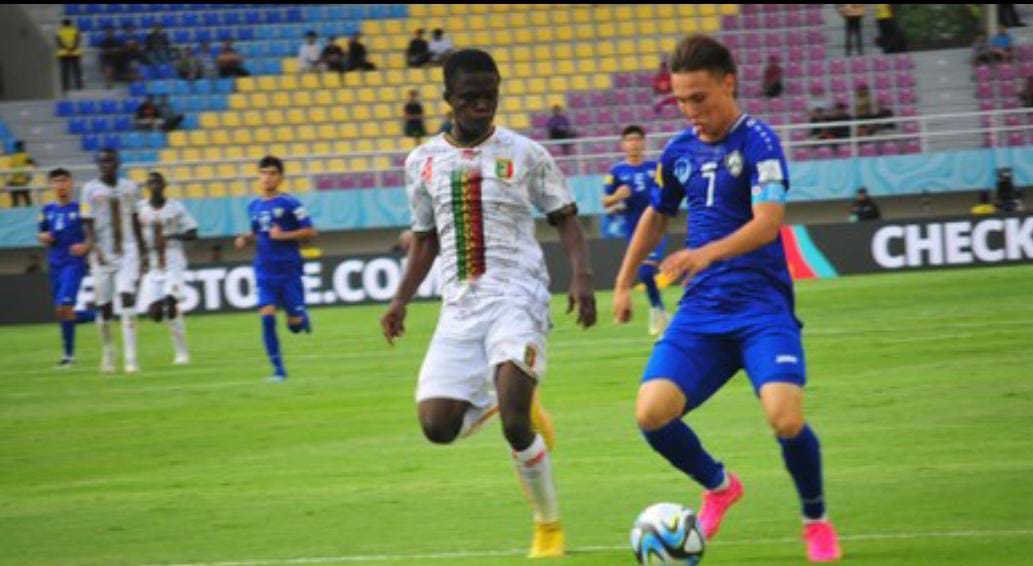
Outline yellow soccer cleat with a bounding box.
[528,520,566,559]
[530,390,556,452]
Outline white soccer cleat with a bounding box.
[101,349,116,374]
[173,353,190,366]
[124,363,139,374]
[649,307,669,337]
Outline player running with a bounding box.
[380,49,596,559]
[612,35,842,562]
[602,125,669,336]
[235,156,316,382]
[137,171,198,365]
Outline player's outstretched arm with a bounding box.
[381,230,439,344]
[613,208,668,324]
[234,232,254,249]
[601,185,632,209]
[167,228,198,242]
[551,207,596,329]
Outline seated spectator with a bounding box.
[872,100,896,133]
[156,95,184,131]
[547,105,576,155]
[990,27,1013,63]
[403,90,427,144]
[438,110,454,135]
[6,141,35,207]
[216,40,250,77]
[120,32,146,82]
[762,55,784,98]
[428,28,454,65]
[175,45,203,80]
[406,29,431,68]
[971,190,998,215]
[145,24,172,64]
[809,107,833,140]
[849,188,881,221]
[972,32,994,65]
[298,31,322,72]
[652,60,677,113]
[198,41,216,78]
[348,32,376,71]
[1021,77,1033,108]
[97,26,123,88]
[828,102,852,139]
[996,167,1021,212]
[135,96,161,130]
[854,85,875,136]
[321,35,347,74]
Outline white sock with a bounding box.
[168,315,188,357]
[97,317,114,351]
[121,313,138,367]
[511,434,559,523]
[458,402,497,439]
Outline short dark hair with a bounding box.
[621,125,646,138]
[669,34,737,77]
[48,168,71,179]
[99,147,118,158]
[147,170,166,183]
[443,49,499,92]
[259,155,284,173]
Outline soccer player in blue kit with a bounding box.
[602,125,668,336]
[234,156,317,382]
[38,168,92,368]
[612,36,842,562]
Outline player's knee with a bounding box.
[767,411,805,439]
[500,416,534,448]
[420,418,460,445]
[165,297,178,319]
[635,403,679,432]
[99,303,115,320]
[638,263,657,283]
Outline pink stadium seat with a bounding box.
[895,73,915,88]
[859,143,878,157]
[743,14,760,29]
[613,90,631,106]
[532,114,549,129]
[806,30,823,44]
[1000,81,1017,98]
[873,56,892,73]
[875,75,892,91]
[806,11,823,26]
[900,106,918,117]
[633,89,653,106]
[978,100,995,112]
[904,139,921,153]
[836,145,853,159]
[787,61,803,77]
[787,33,804,48]
[903,122,920,135]
[764,32,784,49]
[742,4,759,15]
[316,176,335,191]
[810,45,827,60]
[788,47,805,65]
[894,54,913,70]
[879,141,901,155]
[815,146,834,159]
[853,77,869,90]
[899,89,918,104]
[792,147,813,161]
[589,92,610,107]
[724,35,740,50]
[615,73,633,89]
[1019,63,1033,78]
[997,64,1016,81]
[829,59,847,75]
[617,108,635,125]
[809,79,825,96]
[975,65,992,82]
[769,98,786,113]
[789,96,808,113]
[806,61,824,77]
[786,12,803,27]
[569,93,587,108]
[1007,132,1025,146]
[722,15,739,30]
[830,77,848,92]
[383,171,403,187]
[1017,44,1033,60]
[745,33,761,51]
[790,129,809,142]
[850,58,869,74]
[787,81,804,96]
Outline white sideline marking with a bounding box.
[152,528,1033,566]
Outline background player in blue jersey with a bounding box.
[602,125,668,336]
[37,168,92,368]
[234,156,317,382]
[612,36,842,563]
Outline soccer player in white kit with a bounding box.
[81,149,147,374]
[138,171,198,365]
[380,49,596,559]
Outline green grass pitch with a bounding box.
[2,266,1032,565]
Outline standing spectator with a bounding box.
[403,90,427,144]
[175,45,203,80]
[438,110,454,135]
[7,141,36,207]
[135,96,161,130]
[1021,77,1033,108]
[197,41,217,78]
[652,60,677,113]
[321,35,346,74]
[809,107,833,141]
[996,167,1020,212]
[874,4,905,53]
[990,27,1014,63]
[157,95,185,131]
[762,55,783,98]
[298,31,322,72]
[546,105,576,155]
[849,188,882,221]
[972,32,994,65]
[971,191,998,215]
[121,28,147,81]
[406,28,431,68]
[428,28,454,65]
[839,4,866,56]
[97,26,123,88]
[55,19,84,92]
[854,85,875,136]
[216,40,250,77]
[872,99,896,133]
[145,24,172,64]
[348,32,376,71]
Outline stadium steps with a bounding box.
[0,99,95,167]
[912,48,984,152]
[22,3,108,90]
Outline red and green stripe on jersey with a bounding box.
[450,166,486,281]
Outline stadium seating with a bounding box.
[973,44,1033,147]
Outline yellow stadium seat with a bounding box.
[617,39,637,55]
[210,130,230,146]
[216,163,236,179]
[274,127,295,143]
[360,122,382,138]
[266,109,286,126]
[575,42,595,59]
[469,3,489,14]
[317,124,336,140]
[634,5,656,19]
[578,59,598,74]
[342,72,363,88]
[363,20,383,35]
[186,183,206,199]
[293,91,313,107]
[332,141,351,155]
[296,125,316,142]
[536,61,555,76]
[172,165,191,180]
[385,52,405,70]
[379,86,399,102]
[206,182,227,198]
[597,22,616,38]
[291,176,312,193]
[572,7,591,24]
[228,94,247,110]
[503,98,523,113]
[241,111,261,127]
[555,25,573,41]
[467,14,486,29]
[353,139,374,153]
[199,112,220,128]
[267,143,288,158]
[221,112,242,128]
[385,69,405,86]
[656,5,676,19]
[373,104,392,120]
[193,164,214,179]
[308,107,328,123]
[159,149,178,162]
[545,93,565,109]
[237,77,257,92]
[321,73,341,89]
[339,123,359,139]
[250,92,270,108]
[614,5,634,20]
[556,59,576,75]
[640,38,659,55]
[524,94,546,112]
[311,90,331,107]
[382,121,402,137]
[163,185,183,199]
[620,55,639,71]
[598,41,615,58]
[334,89,355,105]
[127,168,147,184]
[508,114,530,130]
[280,75,299,91]
[527,78,547,94]
[188,131,209,146]
[281,59,299,74]
[181,148,201,162]
[357,87,376,104]
[677,5,698,17]
[698,4,717,17]
[225,146,244,161]
[287,109,306,125]
[168,131,187,147]
[371,155,391,170]
[245,145,266,159]
[548,76,569,93]
[595,5,616,21]
[494,47,511,64]
[330,107,349,122]
[289,142,310,158]
[508,78,527,96]
[254,128,273,144]
[592,75,612,90]
[269,92,289,108]
[350,157,369,171]
[364,71,385,86]
[405,68,428,84]
[498,63,514,79]
[300,74,320,90]
[228,180,248,196]
[514,62,533,78]
[534,44,553,61]
[512,46,531,62]
[374,138,397,152]
[369,35,390,52]
[700,17,720,33]
[721,4,739,15]
[535,27,555,43]
[322,158,345,173]
[472,29,492,46]
[493,28,512,45]
[570,75,590,90]
[258,76,278,91]
[311,141,331,155]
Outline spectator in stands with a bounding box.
[1022,77,1033,108]
[998,4,1027,27]
[854,85,875,136]
[990,26,1014,62]
[971,190,998,215]
[972,32,995,65]
[839,4,866,56]
[7,141,35,208]
[348,32,376,71]
[217,40,250,77]
[547,105,576,155]
[175,46,204,80]
[829,102,852,140]
[762,55,783,98]
[652,60,677,113]
[145,24,172,65]
[156,95,184,132]
[403,90,427,144]
[198,41,217,78]
[875,4,906,53]
[809,107,833,141]
[429,28,454,66]
[321,35,347,74]
[872,99,896,133]
[55,19,84,92]
[849,188,882,221]
[298,31,322,73]
[406,29,432,68]
[135,96,161,131]
[97,25,122,88]
[438,110,454,135]
[121,29,147,82]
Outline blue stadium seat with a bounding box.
[173,29,190,44]
[172,80,192,95]
[369,5,389,19]
[203,12,219,26]
[97,16,114,30]
[77,100,98,115]
[90,118,111,134]
[244,10,260,25]
[302,6,322,21]
[207,95,229,111]
[181,13,199,28]
[147,132,166,150]
[140,14,157,29]
[85,4,102,15]
[265,10,284,24]
[158,64,177,80]
[138,66,157,81]
[286,8,302,23]
[129,82,147,97]
[214,78,234,94]
[100,99,119,114]
[192,79,212,95]
[184,96,205,113]
[127,4,147,13]
[223,12,241,26]
[67,4,83,16]
[69,118,87,135]
[122,98,141,114]
[56,100,75,117]
[148,80,172,96]
[78,18,95,32]
[193,29,212,43]
[83,135,101,152]
[237,28,255,42]
[181,114,199,130]
[124,132,144,149]
[389,5,408,18]
[345,6,366,19]
[113,116,133,132]
[216,28,233,42]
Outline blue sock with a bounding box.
[261,314,285,376]
[639,264,664,309]
[60,320,75,359]
[643,419,725,490]
[75,310,95,324]
[779,424,826,520]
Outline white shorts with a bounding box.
[415,297,550,408]
[140,265,186,305]
[90,250,140,306]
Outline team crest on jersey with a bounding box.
[524,345,537,368]
[674,157,693,184]
[495,158,514,180]
[725,151,744,178]
[273,207,284,218]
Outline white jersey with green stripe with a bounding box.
[405,127,574,306]
[80,177,141,259]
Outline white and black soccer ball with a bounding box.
[630,502,706,565]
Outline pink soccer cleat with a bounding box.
[697,472,744,540]
[804,520,843,563]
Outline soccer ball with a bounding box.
[630,502,706,565]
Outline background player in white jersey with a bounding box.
[81,149,146,374]
[380,49,596,559]
[138,171,198,365]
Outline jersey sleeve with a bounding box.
[602,166,618,196]
[127,181,142,214]
[288,197,313,229]
[405,152,435,232]
[38,207,51,233]
[247,200,259,234]
[79,185,94,219]
[651,148,686,216]
[746,124,791,200]
[527,144,574,215]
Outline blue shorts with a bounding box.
[642,308,806,414]
[49,262,85,307]
[256,274,307,316]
